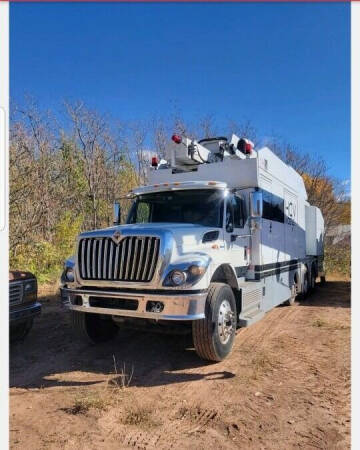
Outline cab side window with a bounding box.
[262,190,284,223]
[233,195,247,228]
[225,196,234,232]
[262,190,273,221]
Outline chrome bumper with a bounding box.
[61,287,207,321]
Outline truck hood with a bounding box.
[9,270,36,282]
[80,222,221,251]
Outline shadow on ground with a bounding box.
[298,281,350,308]
[10,280,349,391]
[10,293,235,391]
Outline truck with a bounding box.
[9,270,41,342]
[60,134,325,362]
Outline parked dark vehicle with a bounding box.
[9,271,41,342]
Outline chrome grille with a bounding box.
[9,283,23,305]
[78,236,160,282]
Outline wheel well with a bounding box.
[211,264,238,289]
[210,264,240,315]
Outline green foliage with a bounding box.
[324,244,351,278]
[10,212,83,283]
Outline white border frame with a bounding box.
[351,3,359,449]
[0,2,355,449]
[0,3,9,449]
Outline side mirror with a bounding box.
[226,221,234,233]
[113,202,121,225]
[250,191,263,218]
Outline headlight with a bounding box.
[64,267,75,282]
[170,270,187,286]
[24,280,37,293]
[163,263,207,287]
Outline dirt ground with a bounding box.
[10,276,350,450]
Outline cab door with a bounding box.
[284,189,298,260]
[260,177,273,267]
[225,193,250,277]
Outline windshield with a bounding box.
[127,189,224,227]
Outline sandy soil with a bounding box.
[10,277,350,449]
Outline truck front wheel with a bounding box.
[192,283,237,362]
[71,311,119,344]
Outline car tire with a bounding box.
[10,318,34,343]
[71,311,119,344]
[192,283,237,362]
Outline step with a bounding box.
[238,309,265,327]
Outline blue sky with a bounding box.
[10,2,350,184]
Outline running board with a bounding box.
[237,282,264,327]
[238,310,265,327]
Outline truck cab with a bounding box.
[61,134,324,361]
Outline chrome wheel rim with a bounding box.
[217,299,235,345]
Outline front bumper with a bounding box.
[61,287,207,321]
[10,302,42,323]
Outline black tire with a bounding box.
[284,282,297,306]
[192,283,237,362]
[10,319,34,343]
[71,311,119,344]
[301,268,310,299]
[309,266,316,293]
[320,275,326,285]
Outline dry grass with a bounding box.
[121,405,159,428]
[312,318,327,328]
[312,318,350,330]
[66,355,134,415]
[110,355,134,389]
[251,351,278,380]
[67,394,110,415]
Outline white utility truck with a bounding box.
[61,134,325,361]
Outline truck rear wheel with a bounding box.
[71,311,119,344]
[301,268,309,299]
[192,283,236,362]
[309,266,316,292]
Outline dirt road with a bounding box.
[10,277,350,449]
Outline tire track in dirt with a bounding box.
[101,407,221,450]
[10,280,351,450]
[116,306,307,450]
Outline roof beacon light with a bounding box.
[172,134,182,144]
[151,156,159,167]
[238,138,254,155]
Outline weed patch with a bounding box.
[121,405,160,428]
[312,318,350,330]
